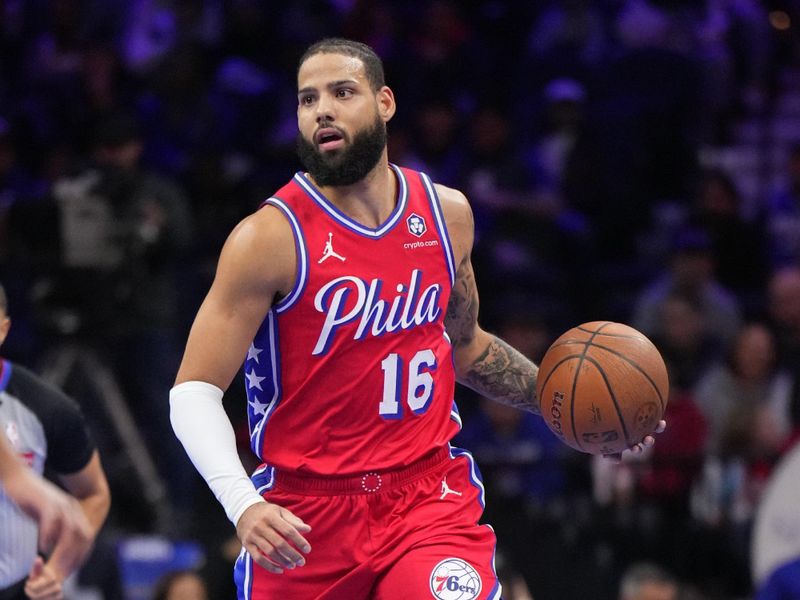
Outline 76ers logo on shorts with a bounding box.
[407,213,427,237]
[429,557,482,599]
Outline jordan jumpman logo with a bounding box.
[318,232,346,264]
[440,477,463,500]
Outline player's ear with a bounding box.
[377,86,396,123]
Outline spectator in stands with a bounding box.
[637,383,708,518]
[632,227,742,357]
[695,322,793,458]
[689,169,768,308]
[767,266,800,369]
[645,292,723,391]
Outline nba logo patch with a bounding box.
[429,557,482,599]
[407,213,427,237]
[5,421,20,448]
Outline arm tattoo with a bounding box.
[463,338,540,414]
[444,251,539,413]
[444,256,479,350]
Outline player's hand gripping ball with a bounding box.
[536,321,669,455]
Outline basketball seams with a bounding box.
[538,321,668,455]
[547,336,649,353]
[545,340,593,351]
[539,355,584,448]
[576,321,612,333]
[580,355,631,447]
[576,328,644,340]
[567,324,614,451]
[539,355,584,390]
[540,353,636,452]
[550,323,667,416]
[568,322,619,452]
[585,342,667,413]
[568,354,584,452]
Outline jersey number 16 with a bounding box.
[379,349,436,418]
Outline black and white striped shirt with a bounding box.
[0,360,94,586]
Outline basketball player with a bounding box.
[170,38,665,599]
[0,284,110,599]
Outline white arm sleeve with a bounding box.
[169,380,265,525]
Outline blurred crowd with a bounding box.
[1,0,800,598]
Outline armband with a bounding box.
[169,381,265,525]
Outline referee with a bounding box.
[0,283,110,600]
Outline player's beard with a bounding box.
[296,115,387,187]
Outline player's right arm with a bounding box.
[171,206,311,574]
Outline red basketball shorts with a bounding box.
[234,446,502,600]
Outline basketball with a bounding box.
[536,321,669,455]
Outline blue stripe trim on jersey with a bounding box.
[450,400,462,430]
[264,198,308,313]
[252,464,276,495]
[0,360,12,393]
[488,581,502,600]
[448,445,487,508]
[263,311,283,447]
[292,164,409,238]
[233,547,253,600]
[441,332,461,429]
[420,172,456,287]
[487,537,503,600]
[250,310,281,460]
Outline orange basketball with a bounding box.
[536,321,669,455]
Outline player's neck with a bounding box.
[310,158,397,228]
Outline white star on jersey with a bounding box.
[247,344,263,363]
[248,396,269,416]
[245,369,266,391]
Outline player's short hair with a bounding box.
[0,283,7,315]
[619,562,677,600]
[299,38,386,92]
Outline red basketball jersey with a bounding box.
[244,165,462,476]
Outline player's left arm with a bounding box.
[438,184,664,455]
[437,184,540,414]
[25,451,110,599]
